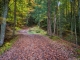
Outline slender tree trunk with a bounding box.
[57,2,60,36]
[70,1,74,40]
[53,12,56,35]
[75,19,77,45]
[47,0,52,36]
[66,0,67,21]
[53,0,57,35]
[79,0,80,36]
[73,0,78,44]
[13,0,16,36]
[0,0,8,46]
[59,5,63,37]
[74,0,77,45]
[58,6,60,36]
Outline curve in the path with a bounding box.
[0,29,77,60]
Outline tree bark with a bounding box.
[70,1,74,40]
[79,0,80,36]
[0,0,8,46]
[53,12,56,35]
[13,0,16,36]
[47,0,52,36]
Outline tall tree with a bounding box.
[0,0,9,46]
[47,0,52,36]
[70,0,74,41]
[79,0,80,37]
[53,0,57,35]
[12,0,16,36]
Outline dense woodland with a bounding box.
[0,0,80,46]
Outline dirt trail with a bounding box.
[0,29,77,60]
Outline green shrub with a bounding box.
[15,27,21,31]
[28,26,47,35]
[64,34,76,43]
[49,36,60,41]
[0,36,18,55]
[75,49,80,58]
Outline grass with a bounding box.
[28,26,61,41]
[0,36,18,55]
[15,27,21,31]
[49,36,61,41]
[75,48,80,58]
[28,26,47,35]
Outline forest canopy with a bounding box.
[0,0,80,46]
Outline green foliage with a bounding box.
[0,36,18,55]
[77,36,80,45]
[28,26,47,35]
[64,34,75,42]
[75,49,80,58]
[49,36,60,41]
[27,16,36,26]
[31,0,47,27]
[15,27,21,31]
[0,0,80,46]
[7,0,35,27]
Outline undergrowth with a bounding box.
[28,26,61,41]
[28,26,47,35]
[75,48,80,58]
[49,36,61,41]
[0,36,18,55]
[15,27,21,31]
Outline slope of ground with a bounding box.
[0,28,78,60]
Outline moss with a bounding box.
[0,36,18,55]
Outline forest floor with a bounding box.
[0,28,79,60]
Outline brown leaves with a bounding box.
[0,29,77,60]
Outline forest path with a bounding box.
[0,29,77,60]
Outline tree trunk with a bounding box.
[59,5,62,37]
[75,19,77,45]
[53,12,56,35]
[70,1,74,40]
[53,0,57,35]
[79,0,80,36]
[47,0,52,36]
[74,0,77,45]
[13,0,16,36]
[0,0,8,46]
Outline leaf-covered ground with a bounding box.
[0,29,78,60]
